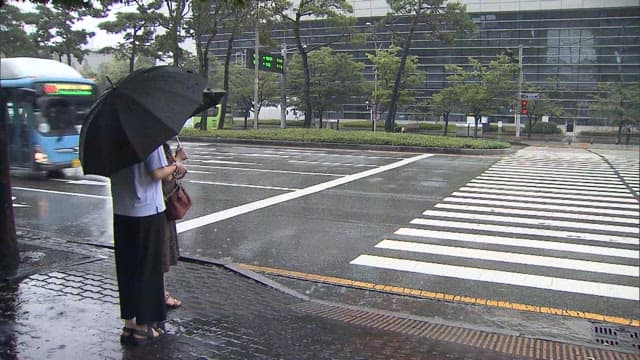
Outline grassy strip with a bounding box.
[180,128,510,149]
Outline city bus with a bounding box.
[1,57,98,176]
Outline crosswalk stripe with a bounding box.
[467,181,633,196]
[451,191,640,210]
[458,186,638,203]
[393,228,639,259]
[433,203,640,225]
[375,240,639,277]
[350,255,640,301]
[483,169,620,182]
[476,174,627,188]
[489,164,617,177]
[409,218,640,245]
[421,210,639,235]
[442,196,640,217]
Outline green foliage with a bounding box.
[0,4,36,57]
[179,128,510,149]
[589,82,640,128]
[288,47,366,118]
[367,46,423,111]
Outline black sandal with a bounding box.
[120,327,135,344]
[122,325,163,346]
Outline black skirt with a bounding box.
[113,212,167,325]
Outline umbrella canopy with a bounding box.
[80,66,221,177]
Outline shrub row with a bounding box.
[179,128,511,149]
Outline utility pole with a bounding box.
[280,42,287,129]
[516,44,523,137]
[253,0,260,129]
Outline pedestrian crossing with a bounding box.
[350,147,640,305]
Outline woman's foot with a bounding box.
[165,291,182,309]
[121,320,165,346]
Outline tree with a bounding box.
[445,55,518,138]
[98,2,162,73]
[156,0,190,66]
[185,0,235,130]
[274,0,355,128]
[429,87,459,136]
[227,64,280,127]
[367,45,423,122]
[94,56,156,92]
[0,4,36,57]
[287,47,366,127]
[590,82,640,145]
[384,0,475,132]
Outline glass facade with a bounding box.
[211,4,639,125]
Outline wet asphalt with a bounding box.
[3,140,639,360]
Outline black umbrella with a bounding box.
[80,66,221,177]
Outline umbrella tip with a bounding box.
[106,76,114,88]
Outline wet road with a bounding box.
[10,142,640,329]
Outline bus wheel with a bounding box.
[47,170,65,179]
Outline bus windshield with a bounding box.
[34,84,97,135]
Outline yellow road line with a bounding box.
[237,263,640,328]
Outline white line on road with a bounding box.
[287,160,377,167]
[375,239,639,277]
[187,165,345,177]
[442,196,640,217]
[450,191,640,210]
[476,174,627,188]
[11,187,110,199]
[188,180,298,191]
[393,228,639,259]
[433,203,640,225]
[469,179,630,193]
[409,218,640,245]
[177,154,433,233]
[421,210,639,234]
[457,186,638,203]
[350,255,640,301]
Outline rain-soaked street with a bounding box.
[7,141,640,359]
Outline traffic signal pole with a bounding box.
[516,45,523,138]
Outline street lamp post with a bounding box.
[516,44,523,137]
[253,0,260,129]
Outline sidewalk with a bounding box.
[2,231,638,360]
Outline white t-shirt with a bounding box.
[110,146,168,217]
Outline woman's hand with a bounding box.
[175,147,188,161]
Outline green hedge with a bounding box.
[522,122,561,134]
[179,128,511,149]
[580,130,639,138]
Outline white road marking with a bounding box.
[188,180,298,191]
[187,165,344,177]
[442,196,640,217]
[469,179,630,193]
[393,228,639,259]
[177,154,433,233]
[434,203,640,225]
[11,187,110,199]
[288,160,376,167]
[409,218,640,245]
[488,164,618,177]
[421,210,639,234]
[476,174,627,188]
[450,191,640,210]
[482,169,620,182]
[375,239,639,277]
[350,255,640,301]
[198,159,259,165]
[457,186,638,203]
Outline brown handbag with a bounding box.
[165,181,192,220]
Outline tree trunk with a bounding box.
[293,17,312,128]
[220,32,235,130]
[443,112,449,136]
[474,114,481,139]
[386,14,418,132]
[616,124,622,145]
[0,90,19,279]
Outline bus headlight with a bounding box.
[34,145,49,164]
[38,123,51,133]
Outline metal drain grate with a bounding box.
[593,323,640,352]
[292,302,640,360]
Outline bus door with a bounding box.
[6,98,35,167]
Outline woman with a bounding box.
[161,141,188,308]
[110,145,186,345]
